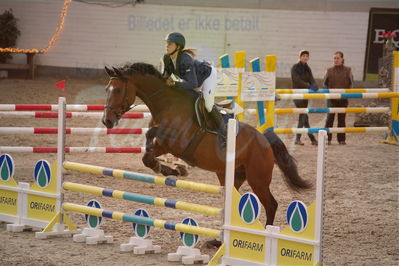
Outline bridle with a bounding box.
[104,77,132,119]
[104,73,166,119]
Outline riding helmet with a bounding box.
[165,32,185,50]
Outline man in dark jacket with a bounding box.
[291,50,318,145]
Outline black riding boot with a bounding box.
[209,106,227,147]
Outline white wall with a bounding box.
[0,1,369,79]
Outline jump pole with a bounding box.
[36,97,224,241]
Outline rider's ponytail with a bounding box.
[182,48,197,58]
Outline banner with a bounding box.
[216,68,244,97]
[240,72,276,102]
[364,8,399,81]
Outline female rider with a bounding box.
[162,32,226,139]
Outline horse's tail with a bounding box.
[263,130,312,191]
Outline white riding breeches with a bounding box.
[201,65,217,112]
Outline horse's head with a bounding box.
[102,66,137,128]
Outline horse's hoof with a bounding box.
[204,239,222,248]
[176,165,188,176]
[152,163,161,173]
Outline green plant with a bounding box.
[0,9,21,63]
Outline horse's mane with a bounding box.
[120,62,163,80]
[118,62,198,101]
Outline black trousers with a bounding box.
[324,99,349,142]
[293,99,316,141]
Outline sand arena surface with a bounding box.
[0,77,397,265]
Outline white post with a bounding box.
[315,130,327,265]
[57,97,66,222]
[222,119,237,259]
[35,97,80,239]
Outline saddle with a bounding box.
[177,96,238,167]
[194,96,237,147]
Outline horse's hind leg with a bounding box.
[247,176,278,225]
[264,188,278,225]
[215,165,246,188]
[246,153,278,226]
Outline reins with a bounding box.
[104,77,132,118]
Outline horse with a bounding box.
[102,62,311,226]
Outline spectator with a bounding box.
[291,50,318,145]
[323,51,354,145]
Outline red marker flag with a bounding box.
[54,80,66,92]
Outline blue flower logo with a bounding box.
[238,193,260,224]
[85,200,102,229]
[33,160,51,188]
[286,200,308,233]
[0,154,14,182]
[180,218,199,248]
[132,209,151,239]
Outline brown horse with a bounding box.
[102,62,310,226]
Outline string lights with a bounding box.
[0,0,73,54]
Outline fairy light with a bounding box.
[0,0,73,54]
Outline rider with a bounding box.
[162,32,227,140]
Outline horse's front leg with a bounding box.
[142,127,187,176]
[153,141,188,177]
[142,127,162,173]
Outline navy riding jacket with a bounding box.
[162,52,212,96]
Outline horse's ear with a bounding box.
[112,67,123,77]
[104,66,114,77]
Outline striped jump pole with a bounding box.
[274,127,389,134]
[247,107,389,115]
[0,104,150,112]
[260,88,399,136]
[0,147,145,153]
[277,92,399,100]
[63,161,223,195]
[63,203,221,239]
[0,111,151,119]
[63,182,222,216]
[276,88,389,94]
[0,127,148,135]
[274,107,389,114]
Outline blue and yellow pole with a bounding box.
[234,51,246,121]
[63,161,223,194]
[63,203,222,239]
[249,57,267,128]
[257,55,276,132]
[219,54,230,68]
[383,51,399,145]
[278,92,399,100]
[63,182,221,216]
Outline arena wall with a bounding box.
[0,1,396,79]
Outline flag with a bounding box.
[54,80,66,92]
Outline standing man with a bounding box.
[291,50,318,145]
[323,51,354,145]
